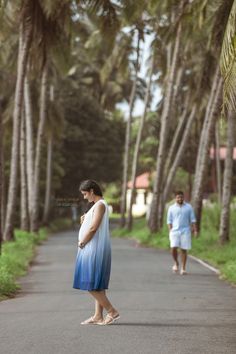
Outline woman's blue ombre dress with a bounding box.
[73,200,111,291]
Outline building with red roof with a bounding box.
[127,172,152,217]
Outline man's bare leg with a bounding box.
[171,247,179,268]
[181,249,187,272]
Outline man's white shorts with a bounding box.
[169,230,191,250]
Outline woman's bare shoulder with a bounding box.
[94,200,106,213]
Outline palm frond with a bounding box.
[220,0,236,111]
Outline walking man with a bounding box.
[167,191,197,275]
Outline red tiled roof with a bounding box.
[210,147,236,160]
[127,172,150,189]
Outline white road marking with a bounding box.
[189,255,220,274]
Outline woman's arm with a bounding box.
[78,203,105,248]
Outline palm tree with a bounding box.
[29,0,72,232]
[4,0,33,241]
[20,107,29,230]
[189,0,234,229]
[148,1,187,233]
[220,0,236,111]
[24,73,35,221]
[163,104,197,203]
[191,67,223,230]
[127,51,155,230]
[219,109,235,244]
[0,97,3,254]
[120,28,141,227]
[42,84,64,224]
[215,120,222,204]
[42,130,53,224]
[163,91,190,181]
[31,60,49,232]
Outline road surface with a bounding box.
[0,229,236,354]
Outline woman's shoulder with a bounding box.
[93,199,107,210]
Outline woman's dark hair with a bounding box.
[79,179,103,196]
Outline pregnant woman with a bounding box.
[73,180,120,325]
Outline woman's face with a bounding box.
[81,189,94,202]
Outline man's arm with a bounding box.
[78,203,105,248]
[190,206,197,235]
[167,207,173,231]
[191,222,198,235]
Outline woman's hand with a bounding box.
[80,214,85,225]
[78,241,85,249]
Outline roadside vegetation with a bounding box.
[0,218,71,301]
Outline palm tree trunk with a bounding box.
[148,20,182,233]
[0,114,5,240]
[164,92,190,180]
[193,66,221,178]
[191,68,223,230]
[127,55,155,230]
[215,121,222,204]
[31,61,49,232]
[0,98,3,254]
[4,18,32,241]
[171,66,184,119]
[163,104,197,203]
[20,107,29,230]
[219,110,235,244]
[43,132,53,224]
[166,43,172,75]
[24,74,35,221]
[120,32,141,227]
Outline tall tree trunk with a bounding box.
[191,68,223,230]
[219,110,235,244]
[170,66,184,124]
[120,32,141,227]
[43,132,53,224]
[148,20,182,233]
[166,43,172,75]
[20,108,29,230]
[0,117,6,244]
[193,66,221,179]
[24,74,34,222]
[31,61,48,232]
[0,98,3,254]
[164,92,190,179]
[215,120,222,204]
[163,104,197,203]
[4,18,32,241]
[127,54,155,230]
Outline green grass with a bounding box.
[0,217,72,301]
[0,230,41,300]
[110,213,122,219]
[112,208,236,285]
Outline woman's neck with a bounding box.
[93,196,103,204]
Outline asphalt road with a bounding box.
[0,228,236,354]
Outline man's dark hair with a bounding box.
[175,190,184,196]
